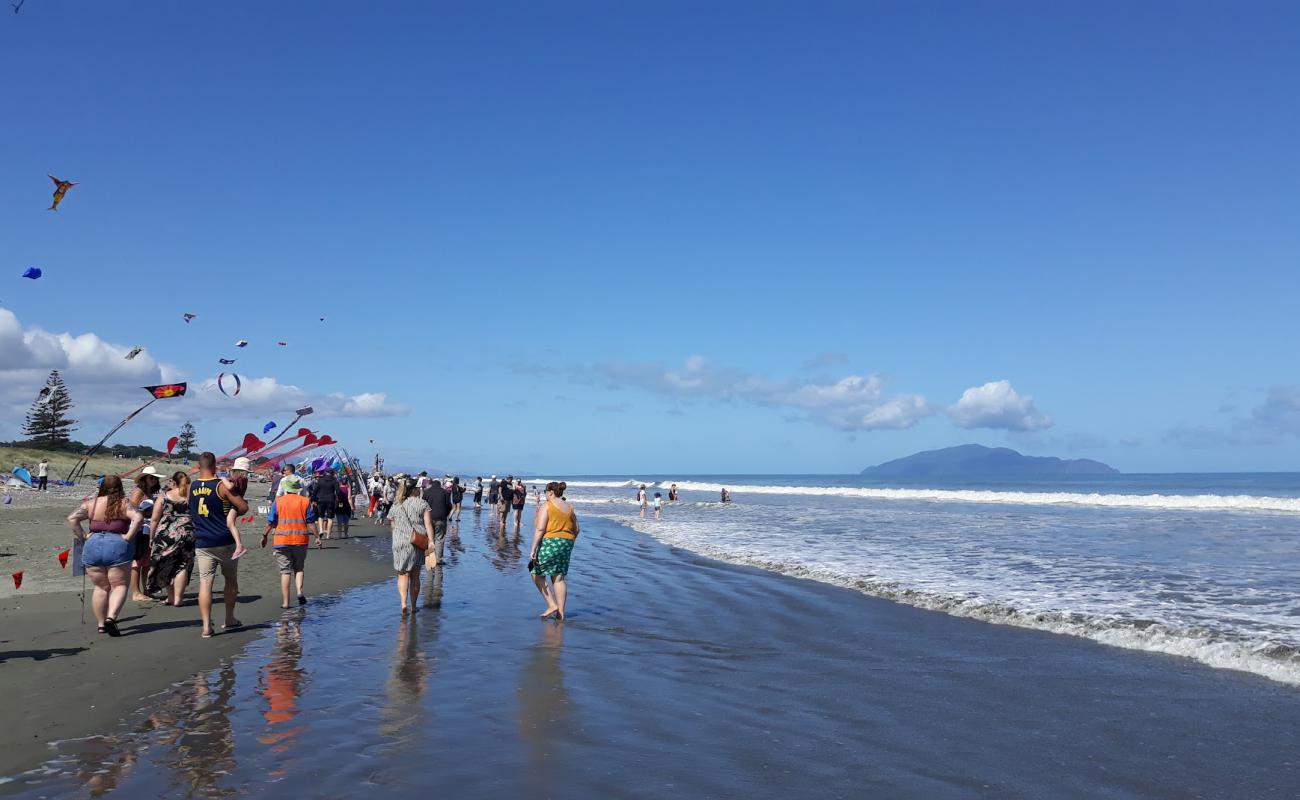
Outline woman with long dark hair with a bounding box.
[67,475,144,636]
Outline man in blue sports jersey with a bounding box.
[189,452,250,638]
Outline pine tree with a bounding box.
[176,421,198,458]
[22,370,78,450]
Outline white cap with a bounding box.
[140,465,161,477]
[232,456,252,472]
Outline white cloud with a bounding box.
[158,377,410,421]
[949,380,1052,431]
[597,356,934,431]
[0,309,408,435]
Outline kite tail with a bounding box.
[66,397,158,482]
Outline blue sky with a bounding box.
[2,1,1298,474]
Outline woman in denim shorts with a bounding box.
[67,475,144,636]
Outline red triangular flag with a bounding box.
[58,549,70,568]
[11,571,23,589]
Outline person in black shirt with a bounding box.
[421,479,452,568]
[312,469,339,544]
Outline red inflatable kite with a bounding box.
[166,436,179,455]
[11,571,23,589]
[58,549,70,569]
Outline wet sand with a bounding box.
[3,507,1299,797]
[0,507,392,778]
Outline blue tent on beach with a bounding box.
[11,467,32,487]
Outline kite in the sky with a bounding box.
[13,0,25,14]
[277,341,288,346]
[35,386,52,404]
[166,435,179,455]
[218,358,236,365]
[48,175,77,211]
[145,382,188,399]
[263,421,277,434]
[183,313,196,323]
[21,266,41,279]
[235,340,248,348]
[217,373,242,396]
[125,347,144,360]
[319,317,325,322]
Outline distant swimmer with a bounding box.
[637,484,648,518]
[721,488,731,503]
[653,492,663,519]
[668,483,678,502]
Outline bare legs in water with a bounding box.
[532,573,567,620]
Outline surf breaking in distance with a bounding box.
[532,474,1300,685]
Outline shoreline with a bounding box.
[0,511,393,778]
[3,509,1298,796]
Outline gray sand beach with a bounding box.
[0,501,391,779]
[2,505,1297,797]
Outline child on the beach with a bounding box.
[226,459,252,558]
[653,492,663,519]
[336,486,352,537]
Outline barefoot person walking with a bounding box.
[391,478,433,615]
[528,481,579,620]
[67,476,144,636]
[189,452,250,638]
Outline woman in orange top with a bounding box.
[528,481,579,620]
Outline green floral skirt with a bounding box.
[531,536,574,578]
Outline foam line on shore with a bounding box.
[546,479,1300,514]
[590,510,1300,686]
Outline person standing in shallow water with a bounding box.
[636,484,648,518]
[529,481,579,620]
[390,478,433,615]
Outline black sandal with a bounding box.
[104,618,121,637]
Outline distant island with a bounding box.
[861,444,1118,477]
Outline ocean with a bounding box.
[544,473,1300,685]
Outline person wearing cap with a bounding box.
[262,474,317,608]
[128,465,163,603]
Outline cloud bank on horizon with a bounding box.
[0,308,409,434]
[589,356,1054,434]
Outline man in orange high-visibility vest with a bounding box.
[262,474,317,608]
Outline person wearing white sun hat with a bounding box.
[129,465,164,603]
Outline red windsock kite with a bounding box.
[58,549,70,569]
[11,571,23,589]
[242,427,313,463]
[166,436,179,455]
[215,433,266,463]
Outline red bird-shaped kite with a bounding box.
[48,175,78,211]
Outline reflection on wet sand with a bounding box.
[485,524,523,574]
[379,615,434,750]
[154,662,239,798]
[257,617,308,772]
[517,623,572,793]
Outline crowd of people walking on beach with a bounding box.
[64,455,586,637]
